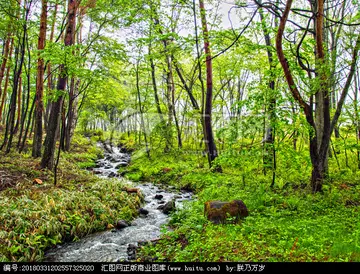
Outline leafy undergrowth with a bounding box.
[123,149,209,191]
[0,134,142,262]
[125,148,360,262]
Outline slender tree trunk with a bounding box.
[54,97,66,185]
[291,102,298,151]
[17,33,31,148]
[66,78,80,151]
[17,63,36,152]
[149,54,163,119]
[193,0,207,153]
[153,16,174,152]
[329,0,346,139]
[165,72,173,151]
[2,3,28,153]
[135,61,150,158]
[19,94,35,152]
[258,4,276,184]
[0,57,12,123]
[41,0,77,169]
[167,57,182,148]
[64,7,84,152]
[32,0,48,157]
[2,47,19,152]
[199,0,220,169]
[64,77,75,151]
[148,40,169,150]
[150,7,176,152]
[44,3,58,131]
[0,34,11,103]
[355,71,360,169]
[14,75,22,133]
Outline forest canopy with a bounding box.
[0,0,359,263]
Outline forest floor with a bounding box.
[121,144,360,262]
[1,133,359,262]
[0,134,142,262]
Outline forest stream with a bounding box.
[43,144,192,262]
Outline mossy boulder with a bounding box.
[204,200,248,224]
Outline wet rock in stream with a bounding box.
[108,172,117,178]
[138,208,149,215]
[116,220,129,229]
[127,244,137,261]
[154,194,163,200]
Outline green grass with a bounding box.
[122,140,360,262]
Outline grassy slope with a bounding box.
[0,134,142,262]
[122,141,360,262]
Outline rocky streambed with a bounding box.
[44,143,192,262]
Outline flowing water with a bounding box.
[44,143,192,262]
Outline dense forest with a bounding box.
[0,0,359,264]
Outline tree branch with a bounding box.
[330,33,360,134]
[210,7,259,60]
[276,0,314,127]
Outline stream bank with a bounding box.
[44,143,192,262]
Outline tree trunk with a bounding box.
[258,4,276,182]
[149,54,163,119]
[291,102,298,151]
[193,0,206,153]
[148,39,169,151]
[276,0,360,192]
[355,71,360,169]
[199,0,220,169]
[41,0,77,169]
[14,75,22,133]
[41,69,65,169]
[167,56,182,149]
[135,61,150,158]
[153,14,174,152]
[312,0,331,182]
[19,93,35,152]
[0,57,12,123]
[32,0,48,157]
[2,7,27,153]
[17,40,32,149]
[0,34,11,103]
[44,3,58,131]
[276,0,321,192]
[68,79,80,150]
[64,77,76,151]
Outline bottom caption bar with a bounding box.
[0,262,358,273]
